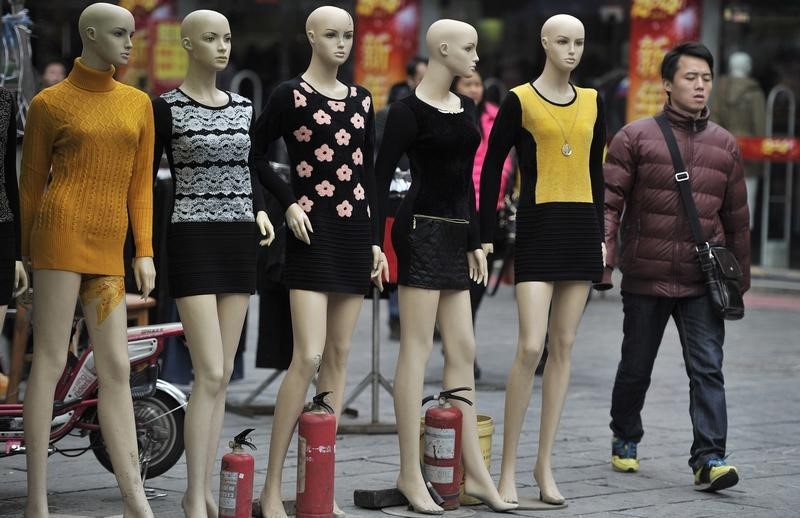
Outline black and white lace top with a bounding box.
[153,89,264,224]
[0,88,20,259]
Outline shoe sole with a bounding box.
[695,470,739,492]
[612,465,639,473]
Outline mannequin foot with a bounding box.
[396,476,443,515]
[182,493,208,518]
[496,474,519,504]
[24,502,49,518]
[333,499,346,518]
[464,474,518,512]
[258,488,288,518]
[534,464,565,505]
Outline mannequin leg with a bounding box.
[315,293,365,517]
[259,290,329,518]
[23,270,81,518]
[394,286,442,514]
[177,293,249,518]
[438,290,516,512]
[534,281,590,503]
[497,282,553,504]
[81,278,154,517]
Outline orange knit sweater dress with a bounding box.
[20,58,154,276]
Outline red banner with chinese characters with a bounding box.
[626,0,701,123]
[353,0,420,111]
[737,137,800,162]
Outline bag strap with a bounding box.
[654,113,706,247]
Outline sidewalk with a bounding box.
[1,283,799,517]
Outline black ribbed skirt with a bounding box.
[514,203,603,283]
[0,223,14,305]
[167,221,258,298]
[283,213,372,295]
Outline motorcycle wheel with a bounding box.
[90,389,185,479]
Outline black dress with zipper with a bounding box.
[375,93,481,290]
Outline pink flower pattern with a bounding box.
[299,82,314,93]
[315,180,335,197]
[362,96,371,113]
[334,128,351,146]
[298,195,314,212]
[336,200,353,218]
[293,89,307,108]
[352,148,363,166]
[328,100,346,112]
[336,164,353,181]
[296,160,313,178]
[350,112,365,129]
[313,110,332,125]
[350,86,358,97]
[353,183,365,200]
[293,125,312,142]
[314,144,334,162]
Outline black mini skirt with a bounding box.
[397,214,470,291]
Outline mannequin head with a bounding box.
[78,2,135,68]
[728,51,752,78]
[540,14,585,73]
[425,19,479,79]
[305,6,354,66]
[181,10,231,72]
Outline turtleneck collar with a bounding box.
[663,100,709,133]
[66,58,117,93]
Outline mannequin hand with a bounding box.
[468,248,488,286]
[256,211,275,247]
[12,260,29,298]
[481,242,494,256]
[370,245,390,292]
[133,256,156,299]
[285,203,313,245]
[601,241,607,268]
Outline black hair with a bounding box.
[660,42,714,82]
[406,56,428,78]
[450,72,487,136]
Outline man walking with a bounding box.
[600,42,750,491]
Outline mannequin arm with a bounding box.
[132,256,156,298]
[285,203,313,244]
[129,96,155,258]
[479,92,521,244]
[370,245,389,291]
[589,94,607,236]
[359,91,381,245]
[19,96,56,257]
[256,210,275,246]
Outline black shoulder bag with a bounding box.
[654,114,744,320]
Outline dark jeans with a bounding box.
[610,291,727,470]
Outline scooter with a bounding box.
[0,315,187,479]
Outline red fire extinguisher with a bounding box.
[219,428,257,518]
[296,392,336,518]
[422,387,473,511]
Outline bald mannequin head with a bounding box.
[540,14,584,48]
[78,2,133,45]
[539,14,585,73]
[425,19,477,58]
[181,9,229,40]
[306,6,353,39]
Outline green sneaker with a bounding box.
[694,458,739,492]
[611,437,639,473]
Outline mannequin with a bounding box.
[710,51,765,228]
[19,3,155,517]
[152,10,275,518]
[479,14,606,506]
[0,88,28,328]
[375,19,517,515]
[250,6,387,518]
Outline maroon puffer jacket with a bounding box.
[600,102,751,297]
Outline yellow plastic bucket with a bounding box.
[418,414,494,505]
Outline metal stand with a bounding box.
[226,369,283,416]
[338,287,396,434]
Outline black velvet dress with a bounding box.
[376,94,481,290]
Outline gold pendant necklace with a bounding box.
[533,85,580,157]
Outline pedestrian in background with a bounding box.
[600,42,750,492]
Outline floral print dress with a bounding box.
[251,77,377,294]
